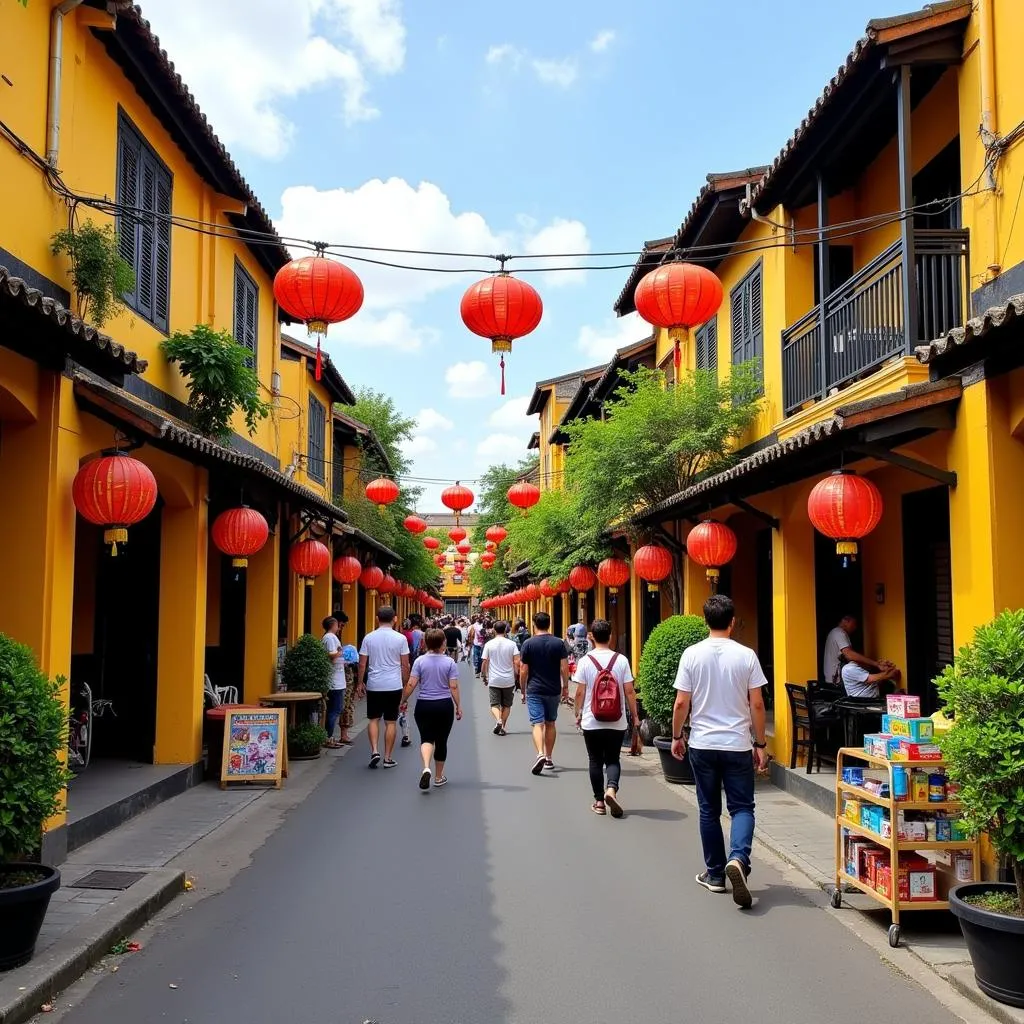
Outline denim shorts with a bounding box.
[526,693,560,725]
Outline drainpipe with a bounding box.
[978,0,1001,281]
[46,0,87,168]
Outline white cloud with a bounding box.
[446,361,497,398]
[576,312,648,361]
[486,43,523,69]
[403,434,437,458]
[530,57,578,87]
[417,408,454,433]
[589,30,616,53]
[136,0,406,159]
[475,433,530,462]
[519,216,590,286]
[326,310,437,353]
[488,395,533,430]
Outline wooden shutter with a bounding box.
[137,156,156,322]
[116,128,139,308]
[697,317,718,372]
[153,169,171,332]
[748,266,763,362]
[233,262,258,368]
[308,395,326,483]
[730,284,745,364]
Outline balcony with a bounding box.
[782,229,969,416]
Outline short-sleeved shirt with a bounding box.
[572,649,633,731]
[469,623,485,647]
[520,634,567,696]
[321,632,346,690]
[358,627,409,691]
[481,636,519,687]
[842,662,878,699]
[673,637,768,752]
[443,626,462,651]
[412,653,459,701]
[823,627,852,684]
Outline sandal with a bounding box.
[592,801,606,815]
[325,740,342,749]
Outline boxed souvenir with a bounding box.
[882,715,934,741]
[908,865,937,901]
[842,767,865,786]
[844,797,863,822]
[892,740,942,761]
[864,849,889,886]
[863,733,892,759]
[887,693,922,717]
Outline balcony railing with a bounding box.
[782,229,969,415]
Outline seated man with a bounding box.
[841,658,901,699]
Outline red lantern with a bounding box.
[403,582,416,598]
[539,579,557,598]
[290,538,330,585]
[273,254,363,381]
[555,578,571,595]
[807,470,883,565]
[524,583,541,601]
[211,506,269,569]
[461,274,543,395]
[441,482,474,517]
[687,521,738,588]
[456,540,472,555]
[507,480,540,513]
[365,477,399,511]
[597,557,630,594]
[359,565,384,592]
[448,525,467,543]
[72,452,158,556]
[634,262,723,374]
[333,555,362,589]
[434,554,447,567]
[568,565,596,592]
[634,543,674,592]
[423,536,440,551]
[485,524,508,545]
[378,573,397,595]
[485,540,497,552]
[403,514,427,535]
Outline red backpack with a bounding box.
[588,653,622,722]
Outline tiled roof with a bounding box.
[670,168,769,252]
[0,266,146,374]
[281,333,356,405]
[344,525,399,564]
[332,409,393,474]
[916,292,1024,364]
[613,237,672,317]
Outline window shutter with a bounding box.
[749,267,763,362]
[730,287,744,363]
[233,262,258,369]
[707,317,718,373]
[153,170,171,331]
[116,130,139,307]
[136,156,156,322]
[308,396,326,483]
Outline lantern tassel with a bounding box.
[674,338,681,374]
[315,339,323,382]
[499,355,506,396]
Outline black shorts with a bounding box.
[489,686,515,708]
[366,689,402,722]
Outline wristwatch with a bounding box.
[753,741,767,749]
[673,734,686,741]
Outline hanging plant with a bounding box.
[50,220,135,327]
[160,324,270,441]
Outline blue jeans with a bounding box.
[688,746,755,879]
[325,688,345,740]
[472,646,483,673]
[526,693,560,725]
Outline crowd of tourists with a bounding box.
[319,595,769,910]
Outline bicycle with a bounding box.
[68,681,93,772]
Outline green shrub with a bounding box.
[288,722,328,757]
[0,634,72,862]
[636,614,709,728]
[936,609,1024,909]
[51,220,135,327]
[282,634,331,697]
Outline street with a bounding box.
[53,662,961,1024]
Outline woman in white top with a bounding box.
[572,619,640,818]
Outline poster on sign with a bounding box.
[220,708,286,788]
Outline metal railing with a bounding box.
[782,229,969,415]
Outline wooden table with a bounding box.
[258,692,327,776]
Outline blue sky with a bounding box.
[141,0,888,507]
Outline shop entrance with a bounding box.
[814,528,864,682]
[552,595,564,637]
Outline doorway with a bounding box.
[552,595,564,637]
[814,528,864,682]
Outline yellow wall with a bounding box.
[277,352,334,497]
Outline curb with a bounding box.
[0,868,184,1024]
[946,967,1024,1024]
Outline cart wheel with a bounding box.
[888,924,901,948]
[830,888,842,909]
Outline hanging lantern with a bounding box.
[539,579,557,598]
[378,573,397,596]
[507,480,540,513]
[461,273,543,395]
[290,538,330,585]
[365,477,399,511]
[807,470,883,567]
[403,514,427,535]
[485,524,508,545]
[423,536,440,551]
[211,506,269,570]
[634,543,674,592]
[333,555,362,590]
[441,482,474,519]
[524,583,541,601]
[687,521,738,589]
[273,254,363,381]
[634,262,723,376]
[485,540,497,552]
[568,565,597,592]
[555,578,571,595]
[403,582,416,598]
[72,452,158,556]
[597,557,630,594]
[434,553,447,568]
[448,525,467,544]
[359,565,384,592]
[456,540,472,556]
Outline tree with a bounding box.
[349,388,416,477]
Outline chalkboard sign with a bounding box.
[220,708,286,788]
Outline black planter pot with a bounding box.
[653,736,694,784]
[950,882,1024,1008]
[0,863,61,971]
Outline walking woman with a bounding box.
[400,628,463,791]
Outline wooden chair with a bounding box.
[785,682,839,773]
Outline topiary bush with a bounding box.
[281,633,331,697]
[0,634,71,863]
[288,722,328,758]
[636,614,709,729]
[937,609,1024,910]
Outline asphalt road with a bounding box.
[55,662,960,1024]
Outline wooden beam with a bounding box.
[727,496,780,531]
[846,443,956,487]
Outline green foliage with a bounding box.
[349,389,416,476]
[0,633,72,862]
[51,220,135,327]
[636,614,709,727]
[937,609,1024,908]
[288,721,328,757]
[160,325,270,440]
[282,633,332,697]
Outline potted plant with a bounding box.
[281,634,331,754]
[0,634,71,970]
[937,609,1024,1008]
[287,722,328,761]
[636,614,709,783]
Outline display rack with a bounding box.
[832,747,980,947]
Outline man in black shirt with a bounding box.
[443,619,463,659]
[519,610,569,775]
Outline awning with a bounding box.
[339,524,399,565]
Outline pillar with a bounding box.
[681,543,707,618]
[243,525,280,702]
[629,564,643,667]
[341,582,360,643]
[312,561,332,634]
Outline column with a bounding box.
[897,64,919,350]
[243,525,280,702]
[312,562,332,634]
[341,582,360,641]
[629,562,643,667]
[681,540,707,618]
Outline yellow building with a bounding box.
[0,1,404,860]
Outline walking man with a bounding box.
[519,611,569,775]
[481,620,520,736]
[671,594,769,908]
[321,615,351,748]
[468,616,486,677]
[356,606,410,769]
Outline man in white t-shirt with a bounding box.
[321,616,351,748]
[672,594,769,908]
[823,614,881,686]
[481,621,521,736]
[357,606,410,769]
[468,617,486,677]
[572,619,640,818]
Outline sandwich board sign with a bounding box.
[220,708,286,788]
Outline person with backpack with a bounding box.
[572,618,640,817]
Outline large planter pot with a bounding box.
[639,717,662,747]
[950,882,1024,1008]
[653,736,694,784]
[0,863,61,971]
